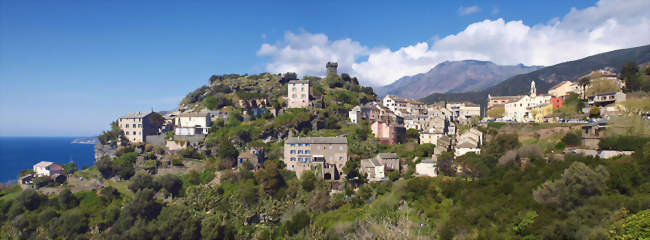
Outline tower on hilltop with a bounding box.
[326,62,338,75]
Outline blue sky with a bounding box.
[1,0,648,136]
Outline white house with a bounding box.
[174,112,211,135]
[504,81,551,122]
[416,157,438,177]
[455,142,481,157]
[33,161,64,177]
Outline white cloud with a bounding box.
[458,5,481,16]
[257,0,650,87]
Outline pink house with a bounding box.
[371,121,406,144]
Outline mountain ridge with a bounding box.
[375,60,542,99]
[419,44,650,106]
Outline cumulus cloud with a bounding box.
[458,5,481,16]
[257,0,650,87]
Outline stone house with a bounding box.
[420,131,444,145]
[360,153,400,181]
[487,95,523,110]
[360,158,384,181]
[287,80,310,108]
[581,120,608,149]
[118,111,159,143]
[284,137,348,180]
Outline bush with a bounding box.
[300,171,317,192]
[561,132,581,146]
[172,158,184,166]
[406,128,420,140]
[128,174,158,192]
[599,135,650,151]
[533,162,609,210]
[589,106,601,118]
[58,189,79,209]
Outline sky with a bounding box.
[1,0,648,137]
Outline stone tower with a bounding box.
[326,62,338,75]
[530,81,537,97]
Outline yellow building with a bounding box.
[530,103,554,123]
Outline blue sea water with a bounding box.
[0,137,95,183]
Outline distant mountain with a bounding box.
[375,60,542,99]
[420,44,650,106]
[71,137,99,144]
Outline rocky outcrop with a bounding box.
[94,144,117,161]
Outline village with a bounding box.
[18,62,644,191]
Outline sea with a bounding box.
[0,137,96,184]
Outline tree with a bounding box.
[155,205,201,240]
[122,189,162,220]
[255,161,286,197]
[621,62,641,92]
[406,128,420,140]
[589,106,601,118]
[16,189,42,210]
[300,171,317,192]
[578,77,591,99]
[96,156,114,179]
[217,141,239,166]
[47,209,89,239]
[285,210,310,235]
[561,132,581,146]
[533,162,609,210]
[58,188,79,209]
[63,161,78,175]
[156,174,183,197]
[128,173,158,192]
[437,151,455,176]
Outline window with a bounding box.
[298,144,303,146]
[301,94,305,97]
[132,131,136,135]
[305,144,310,147]
[138,124,142,128]
[292,88,296,91]
[290,150,295,154]
[297,150,303,154]
[132,124,136,128]
[290,157,296,161]
[301,87,304,91]
[298,157,302,162]
[305,150,310,154]
[292,94,296,98]
[126,131,130,135]
[290,144,295,147]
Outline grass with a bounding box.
[0,184,23,202]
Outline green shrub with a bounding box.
[561,132,581,146]
[599,135,650,151]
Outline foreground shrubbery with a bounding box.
[2,140,647,239]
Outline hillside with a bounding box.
[420,44,650,105]
[375,60,541,99]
